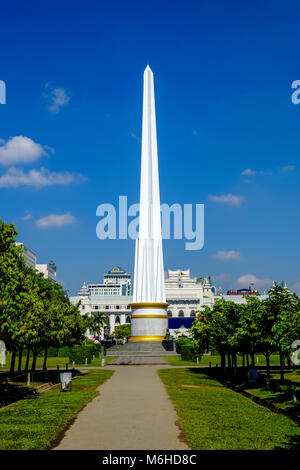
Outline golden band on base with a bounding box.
[128,335,165,342]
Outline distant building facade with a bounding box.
[71,267,221,337]
[17,242,57,282]
[16,243,36,269]
[222,283,269,304]
[36,261,57,282]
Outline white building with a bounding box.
[17,242,57,282]
[36,261,57,282]
[71,267,221,337]
[16,243,36,269]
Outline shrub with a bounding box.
[58,346,70,357]
[69,345,94,364]
[181,342,198,362]
[175,336,191,354]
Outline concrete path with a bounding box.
[54,365,189,450]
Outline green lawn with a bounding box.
[241,369,300,415]
[1,354,116,371]
[0,369,113,450]
[164,354,281,367]
[158,368,300,450]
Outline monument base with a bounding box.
[128,302,168,342]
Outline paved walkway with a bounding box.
[54,365,189,450]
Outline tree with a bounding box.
[87,312,108,338]
[113,324,131,339]
[191,300,241,369]
[268,282,300,382]
[0,221,43,373]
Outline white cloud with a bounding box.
[241,168,257,176]
[36,213,76,229]
[21,212,33,221]
[0,167,86,189]
[208,193,244,207]
[43,84,71,114]
[214,250,241,261]
[236,274,272,288]
[0,136,47,165]
[281,165,296,173]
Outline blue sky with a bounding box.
[0,0,299,295]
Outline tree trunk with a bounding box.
[266,352,270,378]
[43,348,48,370]
[24,349,31,372]
[231,352,235,368]
[246,354,249,367]
[242,354,245,368]
[227,353,232,368]
[9,350,16,374]
[221,353,226,370]
[31,350,37,372]
[279,353,285,383]
[17,347,23,373]
[251,352,255,367]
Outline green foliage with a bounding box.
[86,312,108,337]
[191,285,300,375]
[113,324,131,339]
[175,336,191,354]
[180,342,198,362]
[68,345,94,364]
[0,220,87,373]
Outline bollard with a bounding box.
[101,358,106,367]
[216,364,218,368]
[57,365,60,371]
[196,357,199,364]
[85,358,87,365]
[72,361,75,368]
[27,373,30,386]
[93,355,95,361]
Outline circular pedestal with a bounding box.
[129,302,168,341]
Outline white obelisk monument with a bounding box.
[129,66,168,341]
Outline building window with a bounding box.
[106,305,109,310]
[126,316,131,323]
[116,305,119,309]
[115,315,120,324]
[167,310,172,317]
[178,310,184,317]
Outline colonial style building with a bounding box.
[70,267,221,337]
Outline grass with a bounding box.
[0,369,113,450]
[1,354,116,371]
[164,353,281,367]
[240,369,300,415]
[158,368,300,450]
